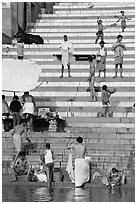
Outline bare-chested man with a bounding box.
[10,121,31,163]
[68,136,86,158]
[68,137,90,187]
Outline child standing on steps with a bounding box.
[87,55,97,101]
[96,41,107,78]
[95,17,106,44]
[100,85,115,117]
[116,11,131,32]
[41,143,54,188]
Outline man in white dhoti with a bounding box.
[21,91,35,131]
[67,137,90,187]
[60,35,73,78]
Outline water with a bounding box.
[2,184,135,202]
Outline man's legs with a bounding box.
[12,114,16,128]
[95,35,99,44]
[113,64,118,78]
[68,64,71,77]
[120,64,123,78]
[60,64,64,78]
[16,113,20,125]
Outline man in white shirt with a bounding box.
[60,35,73,78]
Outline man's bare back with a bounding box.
[13,124,26,135]
[68,143,86,158]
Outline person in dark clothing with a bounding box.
[10,95,22,128]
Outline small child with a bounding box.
[87,55,97,101]
[41,143,54,188]
[116,11,131,32]
[17,39,24,60]
[101,85,115,117]
[95,17,106,44]
[96,41,107,78]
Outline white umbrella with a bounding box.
[2,59,42,93]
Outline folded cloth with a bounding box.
[23,102,34,114]
[75,158,90,187]
[66,153,75,182]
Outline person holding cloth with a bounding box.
[112,34,126,78]
[68,137,90,188]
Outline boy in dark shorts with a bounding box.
[95,17,106,44]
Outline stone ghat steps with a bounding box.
[4,94,135,103]
[40,69,135,75]
[2,132,134,177]
[39,13,135,19]
[38,72,134,77]
[2,42,135,50]
[32,22,135,27]
[2,40,135,48]
[2,56,135,64]
[29,32,135,37]
[31,86,135,92]
[37,18,135,23]
[54,9,134,15]
[30,27,135,33]
[56,2,135,8]
[5,47,135,53]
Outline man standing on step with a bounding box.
[21,91,35,131]
[60,35,73,78]
[112,34,126,78]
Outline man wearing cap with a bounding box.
[112,35,126,78]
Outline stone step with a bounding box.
[30,31,135,37]
[39,72,134,77]
[2,43,135,49]
[41,69,135,74]
[2,131,135,140]
[39,13,134,19]
[30,27,135,33]
[56,2,135,8]
[3,51,135,58]
[33,21,135,27]
[29,90,135,97]
[2,55,135,62]
[37,18,135,23]
[37,76,135,82]
[54,9,134,15]
[34,84,135,91]
[67,122,134,128]
[66,117,134,123]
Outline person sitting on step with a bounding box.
[11,150,33,182]
[106,163,126,187]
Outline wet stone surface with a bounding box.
[2,180,135,202]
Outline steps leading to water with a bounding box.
[2,2,135,183]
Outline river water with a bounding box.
[2,184,135,202]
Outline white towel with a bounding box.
[66,154,75,182]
